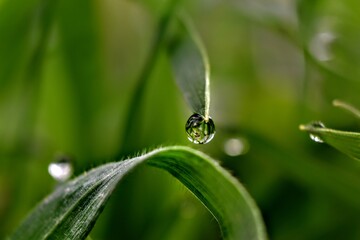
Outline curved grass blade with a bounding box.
[333,99,360,119]
[168,15,211,119]
[300,123,360,161]
[11,146,267,240]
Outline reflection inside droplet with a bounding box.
[224,138,249,156]
[48,155,73,182]
[185,113,215,144]
[309,121,325,143]
[309,134,324,143]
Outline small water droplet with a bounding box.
[185,113,215,144]
[48,155,73,182]
[310,134,323,143]
[309,121,325,143]
[310,31,336,61]
[224,138,249,156]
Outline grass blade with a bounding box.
[0,0,41,87]
[299,123,360,161]
[118,0,179,156]
[56,0,103,159]
[300,101,360,161]
[332,99,360,119]
[168,16,211,119]
[11,146,267,240]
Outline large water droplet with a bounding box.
[309,121,325,143]
[185,113,215,144]
[48,155,73,182]
[224,138,249,156]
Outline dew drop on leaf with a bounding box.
[310,134,324,143]
[309,121,325,143]
[48,155,73,182]
[185,113,215,144]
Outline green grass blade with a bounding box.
[0,0,41,87]
[10,146,267,240]
[168,16,211,119]
[56,0,103,160]
[118,0,179,156]
[333,99,360,119]
[300,123,360,161]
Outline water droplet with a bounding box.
[310,121,325,128]
[310,31,336,62]
[224,138,249,156]
[185,113,215,144]
[310,134,323,143]
[309,121,325,143]
[48,155,73,182]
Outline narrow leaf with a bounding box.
[0,0,41,87]
[300,123,360,161]
[168,16,211,119]
[118,0,179,156]
[333,99,360,119]
[57,0,103,159]
[11,146,267,240]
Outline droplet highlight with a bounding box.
[310,31,336,62]
[48,155,73,182]
[309,121,325,143]
[185,113,215,144]
[310,134,324,143]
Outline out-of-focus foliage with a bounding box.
[1,0,360,239]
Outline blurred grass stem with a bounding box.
[117,0,179,157]
[333,99,360,119]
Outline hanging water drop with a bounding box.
[309,121,325,143]
[185,113,215,144]
[310,134,324,143]
[48,155,73,182]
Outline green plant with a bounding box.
[4,1,267,239]
[11,147,266,240]
[300,100,360,161]
[3,0,360,239]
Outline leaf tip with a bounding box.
[299,124,308,131]
[332,99,341,107]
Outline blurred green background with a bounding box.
[2,0,360,239]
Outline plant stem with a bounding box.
[333,99,360,119]
[116,0,179,158]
